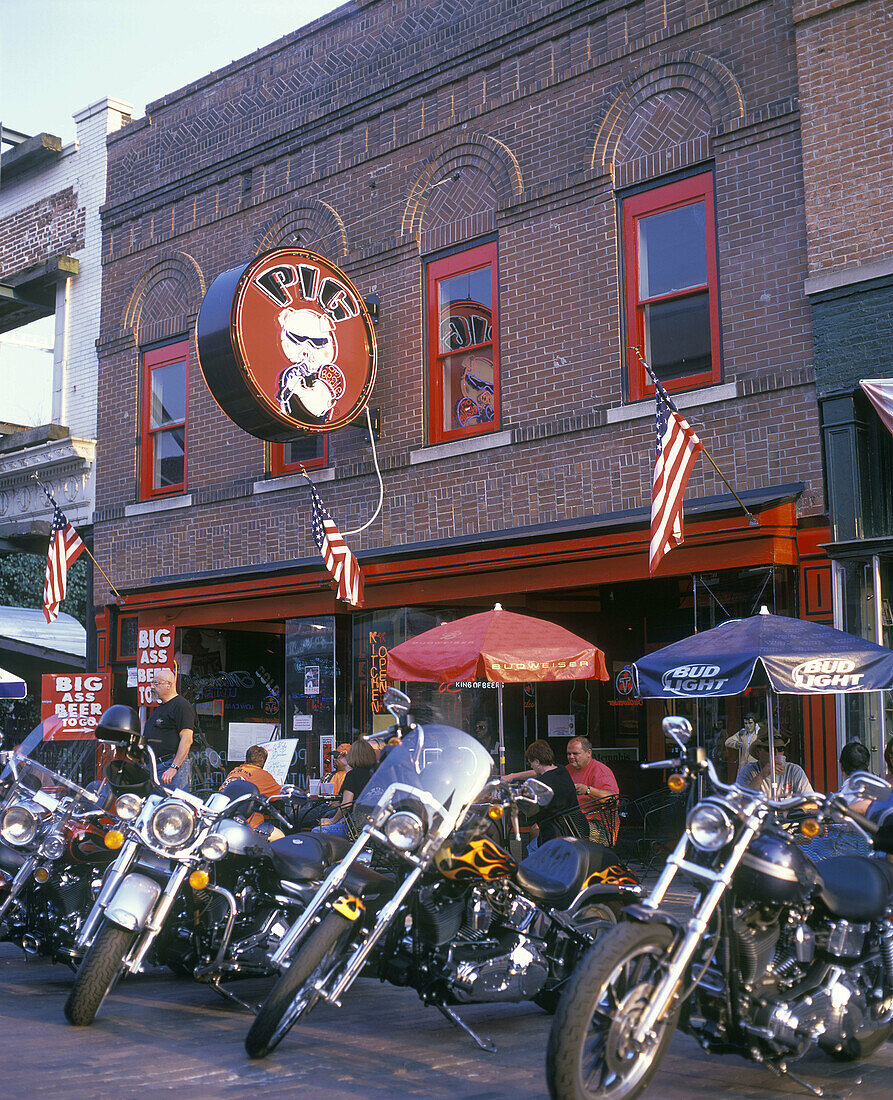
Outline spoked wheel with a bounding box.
[245,910,354,1059]
[547,922,680,1100]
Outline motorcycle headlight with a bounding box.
[686,803,735,852]
[149,801,196,849]
[1,805,38,847]
[114,793,143,821]
[200,832,229,861]
[384,810,425,852]
[40,834,65,860]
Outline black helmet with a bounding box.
[96,704,141,744]
[219,778,260,802]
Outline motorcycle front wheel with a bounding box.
[547,922,679,1100]
[64,921,135,1026]
[245,910,354,1059]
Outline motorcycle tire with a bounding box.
[535,901,621,1014]
[245,910,354,1059]
[546,922,679,1100]
[64,922,135,1026]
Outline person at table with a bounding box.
[523,740,589,850]
[566,736,620,844]
[324,743,351,795]
[737,731,814,798]
[221,744,281,831]
[314,740,377,837]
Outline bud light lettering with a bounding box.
[792,658,865,689]
[661,664,729,695]
[253,263,359,321]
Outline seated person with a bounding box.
[314,739,378,838]
[221,744,283,837]
[736,731,814,799]
[523,739,589,850]
[324,744,351,795]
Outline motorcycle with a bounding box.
[64,705,349,1025]
[0,723,118,966]
[244,689,640,1059]
[546,715,893,1100]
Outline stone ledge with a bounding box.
[124,494,193,517]
[410,429,512,466]
[605,381,740,424]
[253,468,334,494]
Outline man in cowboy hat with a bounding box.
[737,730,814,798]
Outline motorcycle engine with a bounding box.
[754,969,870,1053]
[447,934,549,1003]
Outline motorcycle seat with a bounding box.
[270,832,352,881]
[515,838,592,907]
[814,855,893,921]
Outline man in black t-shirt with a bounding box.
[146,668,195,791]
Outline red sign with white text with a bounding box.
[137,624,175,707]
[41,673,110,740]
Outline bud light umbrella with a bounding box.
[632,606,893,792]
[387,603,609,769]
[0,666,26,699]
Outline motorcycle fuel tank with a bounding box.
[735,831,817,906]
[214,818,271,858]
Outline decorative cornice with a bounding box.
[0,436,95,534]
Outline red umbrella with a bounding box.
[386,604,608,767]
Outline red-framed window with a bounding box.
[623,172,720,401]
[140,339,188,498]
[426,241,499,444]
[271,434,328,476]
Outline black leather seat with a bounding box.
[515,837,591,907]
[270,832,346,880]
[814,856,893,921]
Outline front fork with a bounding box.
[124,862,192,973]
[632,820,759,1044]
[0,855,37,924]
[77,838,140,949]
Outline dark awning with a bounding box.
[0,256,78,334]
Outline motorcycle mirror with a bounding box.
[662,715,692,748]
[520,778,554,807]
[383,687,411,721]
[845,770,891,800]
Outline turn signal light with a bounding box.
[104,830,125,850]
[488,805,504,820]
[189,869,210,890]
[800,818,821,840]
[33,867,50,883]
[668,774,687,793]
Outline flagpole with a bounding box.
[31,474,126,605]
[631,348,759,527]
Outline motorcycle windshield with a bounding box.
[1,720,100,818]
[353,724,492,837]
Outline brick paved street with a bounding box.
[1,943,892,1099]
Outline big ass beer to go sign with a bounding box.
[137,625,173,706]
[41,674,111,740]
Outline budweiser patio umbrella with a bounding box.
[0,666,26,700]
[387,603,608,768]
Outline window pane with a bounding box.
[643,291,711,381]
[153,427,185,488]
[438,267,492,352]
[440,350,495,432]
[283,435,324,466]
[150,361,186,428]
[638,202,707,299]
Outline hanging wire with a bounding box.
[343,405,384,535]
[697,574,732,621]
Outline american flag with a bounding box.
[43,501,86,623]
[649,373,703,575]
[306,475,364,607]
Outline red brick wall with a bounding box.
[92,0,825,604]
[0,187,84,276]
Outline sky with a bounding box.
[0,0,345,426]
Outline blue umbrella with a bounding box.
[632,607,893,794]
[633,608,893,699]
[0,666,26,700]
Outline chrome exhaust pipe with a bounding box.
[21,933,42,955]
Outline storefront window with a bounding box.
[284,617,337,788]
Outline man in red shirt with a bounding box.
[566,737,619,845]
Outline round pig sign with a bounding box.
[196,248,377,441]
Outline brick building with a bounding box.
[0,98,132,692]
[94,0,838,791]
[793,0,893,764]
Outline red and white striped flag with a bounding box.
[649,374,703,575]
[860,379,893,439]
[306,473,364,607]
[43,500,86,623]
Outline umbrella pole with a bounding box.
[766,689,778,798]
[497,682,506,774]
